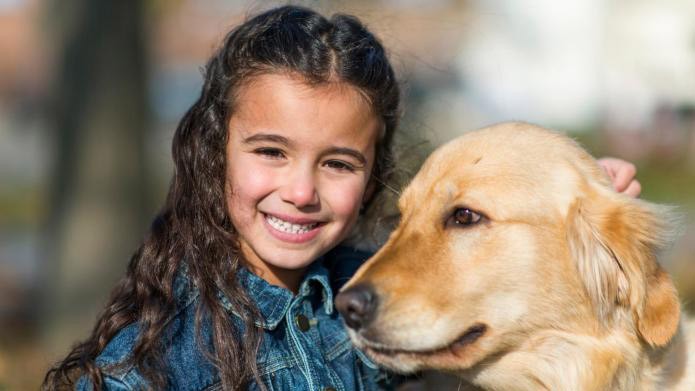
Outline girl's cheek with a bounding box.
[325,178,367,217]
[240,169,275,198]
[227,158,277,204]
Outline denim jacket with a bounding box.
[76,247,394,390]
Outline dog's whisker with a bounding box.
[371,175,401,195]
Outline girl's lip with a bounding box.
[262,212,324,225]
[262,213,324,244]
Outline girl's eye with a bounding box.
[324,160,355,172]
[254,148,285,159]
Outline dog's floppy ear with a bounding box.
[567,192,680,347]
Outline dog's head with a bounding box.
[336,122,680,375]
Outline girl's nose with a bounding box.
[279,167,319,208]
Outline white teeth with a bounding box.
[265,214,318,234]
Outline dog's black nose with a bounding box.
[335,285,377,330]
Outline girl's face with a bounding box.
[225,73,380,291]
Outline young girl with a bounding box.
[44,5,640,391]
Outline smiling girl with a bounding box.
[43,5,639,391]
[44,6,399,390]
[225,73,382,293]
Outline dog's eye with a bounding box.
[450,208,483,227]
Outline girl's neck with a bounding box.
[242,258,305,294]
[236,239,313,294]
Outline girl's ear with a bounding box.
[566,191,680,347]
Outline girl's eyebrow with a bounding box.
[242,133,290,146]
[324,147,367,165]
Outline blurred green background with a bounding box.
[0,0,694,389]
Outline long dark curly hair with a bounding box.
[43,5,400,390]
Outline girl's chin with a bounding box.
[262,249,324,270]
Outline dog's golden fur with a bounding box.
[341,122,695,390]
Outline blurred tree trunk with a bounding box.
[41,0,150,355]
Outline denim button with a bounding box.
[324,387,337,391]
[295,314,310,331]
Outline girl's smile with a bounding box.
[263,212,324,243]
[225,73,381,292]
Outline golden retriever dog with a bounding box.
[335,122,694,390]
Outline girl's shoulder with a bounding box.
[94,322,141,371]
[94,270,201,366]
[79,273,221,389]
[75,322,146,390]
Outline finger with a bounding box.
[597,158,617,180]
[612,162,637,192]
[622,179,641,198]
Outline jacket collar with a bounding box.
[216,259,334,330]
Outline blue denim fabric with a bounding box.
[76,247,393,390]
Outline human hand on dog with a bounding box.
[598,157,641,197]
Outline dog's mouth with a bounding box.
[359,323,488,358]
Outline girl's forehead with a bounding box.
[229,73,381,147]
[237,72,371,109]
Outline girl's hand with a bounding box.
[597,157,641,197]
